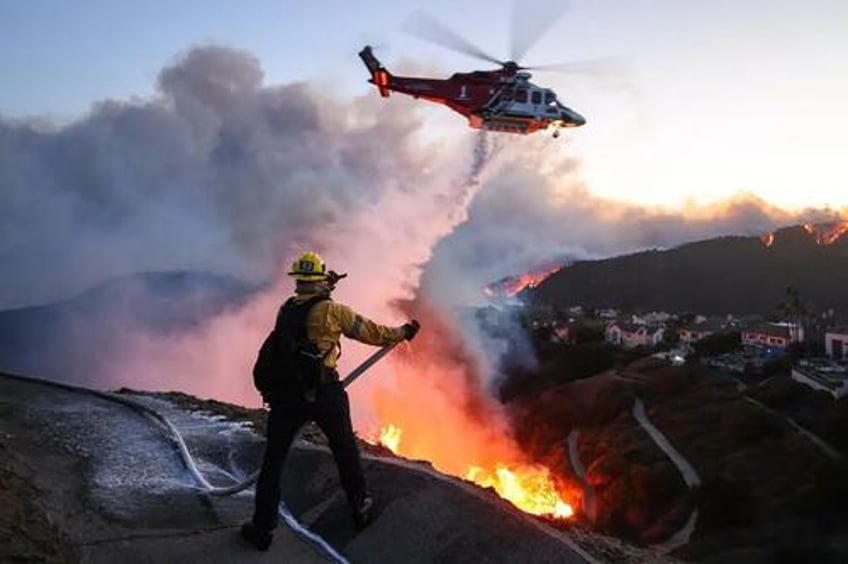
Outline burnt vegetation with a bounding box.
[530,226,848,314]
[499,332,848,560]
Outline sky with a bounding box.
[1,0,847,210]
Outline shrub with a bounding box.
[721,403,783,444]
[695,476,756,531]
[693,331,741,356]
[792,462,848,530]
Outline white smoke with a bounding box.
[0,46,473,310]
[2,43,843,413]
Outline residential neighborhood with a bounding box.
[515,302,848,401]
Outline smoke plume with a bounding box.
[2,45,844,504]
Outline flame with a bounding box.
[365,304,577,521]
[485,263,564,298]
[803,221,848,245]
[761,232,775,247]
[370,423,574,518]
[466,464,574,519]
[378,424,402,453]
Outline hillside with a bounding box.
[530,225,848,314]
[502,353,848,561]
[0,272,255,383]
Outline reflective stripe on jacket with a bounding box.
[292,293,405,368]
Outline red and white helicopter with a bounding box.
[359,8,594,137]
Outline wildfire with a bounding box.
[803,222,848,245]
[379,424,402,453]
[484,263,564,298]
[760,232,775,247]
[367,303,577,525]
[371,424,574,520]
[466,464,574,519]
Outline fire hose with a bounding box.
[204,340,402,496]
[2,341,401,563]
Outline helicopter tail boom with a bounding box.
[359,46,392,97]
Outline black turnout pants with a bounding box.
[252,380,366,532]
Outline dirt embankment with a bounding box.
[1,392,77,562]
[0,461,78,563]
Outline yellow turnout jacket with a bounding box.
[293,292,406,369]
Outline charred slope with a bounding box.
[503,357,848,561]
[0,271,256,383]
[530,226,848,314]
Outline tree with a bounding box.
[692,331,741,357]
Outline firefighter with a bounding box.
[242,251,420,551]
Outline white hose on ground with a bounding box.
[112,390,350,563]
[2,372,350,563]
[2,343,401,564]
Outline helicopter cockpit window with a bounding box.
[514,89,527,103]
[544,91,556,105]
[531,91,542,105]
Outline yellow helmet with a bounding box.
[288,251,328,282]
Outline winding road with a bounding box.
[632,398,701,551]
[566,429,597,523]
[632,399,701,488]
[732,377,842,461]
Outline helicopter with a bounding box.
[359,8,593,137]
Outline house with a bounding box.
[741,323,803,352]
[632,311,673,326]
[825,327,848,361]
[606,322,664,349]
[678,319,728,344]
[679,325,714,344]
[597,308,619,320]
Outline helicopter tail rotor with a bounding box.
[359,46,393,97]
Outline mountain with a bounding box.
[530,225,848,315]
[0,271,257,383]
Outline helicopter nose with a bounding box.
[563,108,586,127]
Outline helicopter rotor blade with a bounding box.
[523,58,627,77]
[403,11,504,67]
[510,0,570,62]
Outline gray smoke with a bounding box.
[423,148,842,307]
[0,45,450,310]
[419,138,843,385]
[1,43,841,405]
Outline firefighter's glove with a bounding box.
[402,320,421,341]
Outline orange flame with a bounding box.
[367,302,577,522]
[485,263,563,298]
[466,464,574,518]
[371,424,574,519]
[378,424,402,453]
[803,222,848,245]
[760,232,775,247]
